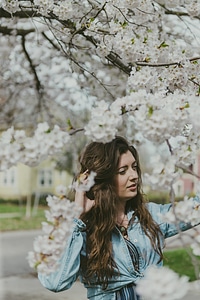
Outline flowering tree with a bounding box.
[1,1,200,298]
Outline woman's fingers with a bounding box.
[84,199,95,212]
[79,169,89,183]
[75,170,95,212]
[75,190,94,212]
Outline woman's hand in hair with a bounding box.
[75,170,95,212]
[75,190,94,212]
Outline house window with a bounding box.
[2,167,16,186]
[38,169,53,187]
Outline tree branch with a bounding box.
[176,163,200,180]
[106,52,132,75]
[133,57,200,68]
[42,23,117,99]
[166,139,200,179]
[0,25,34,36]
[1,5,199,78]
[155,1,200,20]
[21,35,43,97]
[0,7,41,18]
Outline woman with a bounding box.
[38,136,199,300]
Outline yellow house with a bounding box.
[0,159,73,201]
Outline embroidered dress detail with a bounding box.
[115,237,141,299]
[125,239,140,271]
[116,283,140,300]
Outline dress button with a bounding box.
[134,239,137,242]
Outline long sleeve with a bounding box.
[38,219,85,292]
[148,195,200,239]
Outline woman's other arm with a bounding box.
[38,220,85,292]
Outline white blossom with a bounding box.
[53,0,73,20]
[0,123,70,170]
[33,0,54,15]
[136,266,189,300]
[35,122,50,134]
[161,196,200,226]
[0,0,20,13]
[56,185,68,196]
[13,130,26,143]
[84,101,123,142]
[144,155,180,191]
[0,127,14,144]
[27,189,82,273]
[72,171,97,192]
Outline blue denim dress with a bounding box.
[38,198,200,300]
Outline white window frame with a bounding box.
[1,167,16,187]
[38,169,53,187]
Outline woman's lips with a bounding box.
[127,184,137,191]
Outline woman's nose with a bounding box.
[129,169,138,179]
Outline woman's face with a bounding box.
[114,150,138,201]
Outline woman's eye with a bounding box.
[118,170,126,175]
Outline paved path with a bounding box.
[1,274,87,300]
[1,273,199,300]
[0,212,22,218]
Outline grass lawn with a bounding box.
[0,203,46,231]
[0,203,26,213]
[164,248,200,281]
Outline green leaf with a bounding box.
[120,21,128,28]
[131,38,135,44]
[148,106,153,116]
[157,41,169,49]
[67,119,73,130]
[121,106,127,114]
[45,129,51,133]
[143,37,148,44]
[196,86,200,96]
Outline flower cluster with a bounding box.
[136,265,189,300]
[27,185,82,274]
[84,100,123,143]
[52,0,73,20]
[0,122,70,171]
[161,196,200,256]
[0,0,20,13]
[27,169,97,274]
[162,196,200,226]
[144,155,180,191]
[33,0,54,16]
[71,171,97,192]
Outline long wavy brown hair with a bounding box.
[77,136,163,288]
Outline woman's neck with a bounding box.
[116,203,128,226]
[116,202,126,215]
